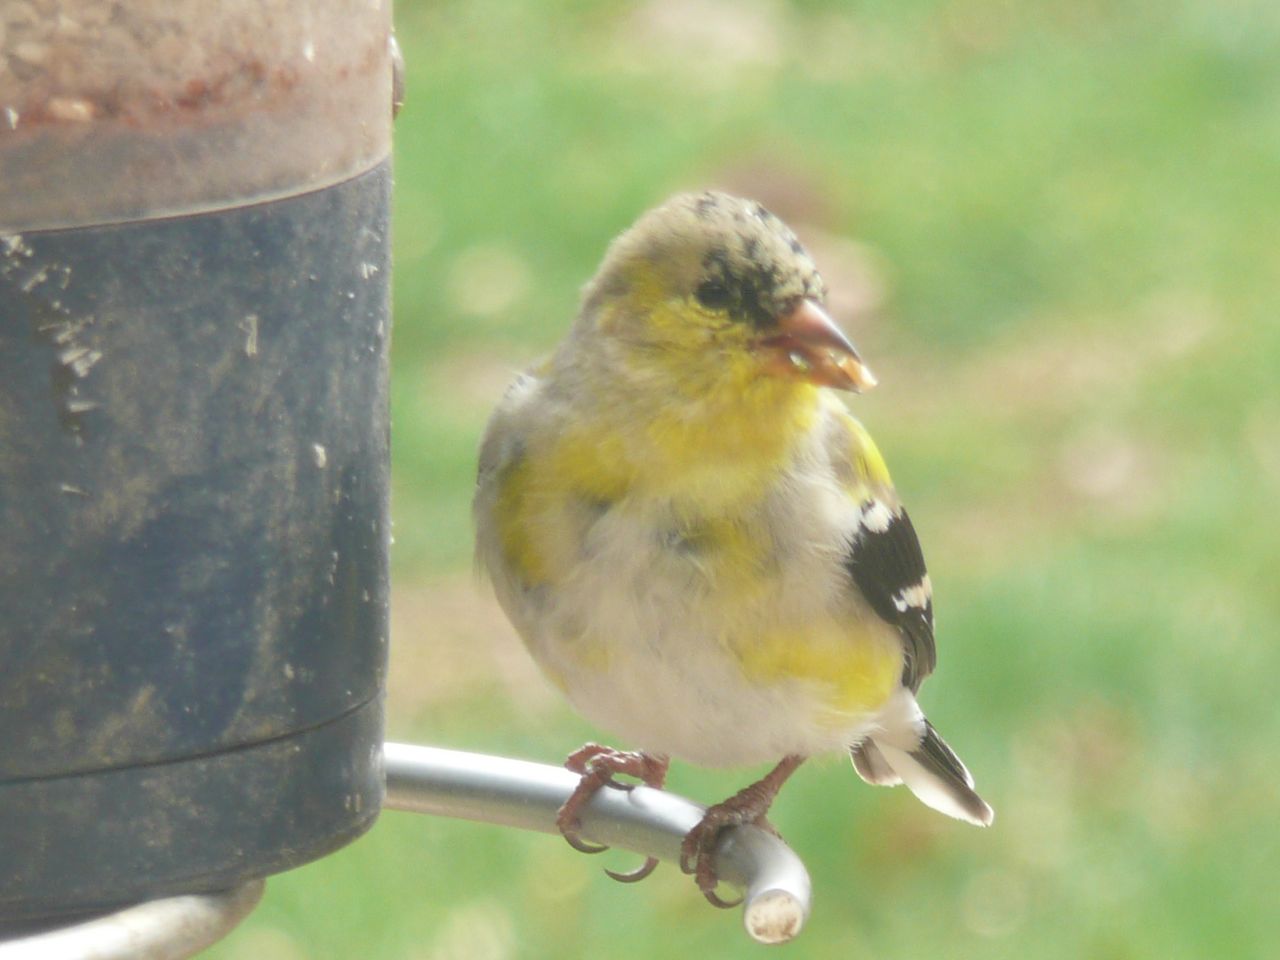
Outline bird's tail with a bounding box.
[852,720,994,827]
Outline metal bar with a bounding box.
[0,881,263,960]
[383,743,811,944]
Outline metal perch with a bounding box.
[0,744,811,958]
[0,882,263,960]
[383,743,813,945]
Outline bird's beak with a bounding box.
[756,299,877,393]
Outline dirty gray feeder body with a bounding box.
[0,165,391,921]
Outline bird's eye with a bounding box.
[695,280,732,310]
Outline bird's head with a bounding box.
[576,191,876,396]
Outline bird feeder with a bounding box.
[0,0,394,926]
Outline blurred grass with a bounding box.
[208,0,1280,957]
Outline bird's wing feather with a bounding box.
[844,499,936,691]
[828,410,937,691]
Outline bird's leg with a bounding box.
[557,744,669,882]
[680,754,806,907]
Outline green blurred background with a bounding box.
[210,0,1280,957]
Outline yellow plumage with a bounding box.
[494,384,903,722]
[473,190,992,901]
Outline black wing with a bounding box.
[844,500,936,691]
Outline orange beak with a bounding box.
[756,299,877,393]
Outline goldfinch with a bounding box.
[473,191,992,903]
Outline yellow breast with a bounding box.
[494,368,820,585]
[727,618,902,726]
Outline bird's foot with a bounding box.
[557,744,669,882]
[679,755,805,908]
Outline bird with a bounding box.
[472,190,992,905]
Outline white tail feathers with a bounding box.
[851,722,994,827]
[850,737,901,786]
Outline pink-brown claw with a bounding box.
[677,755,806,906]
[555,744,670,882]
[678,835,701,876]
[605,856,660,884]
[563,831,609,855]
[702,887,745,910]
